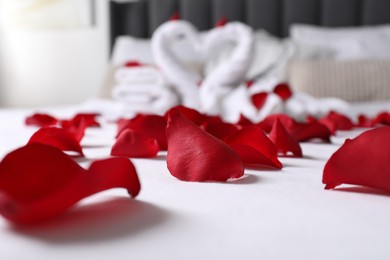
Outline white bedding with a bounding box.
[0,100,390,260]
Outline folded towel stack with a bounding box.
[111,63,179,116]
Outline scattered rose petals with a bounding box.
[323,127,390,192]
[226,126,282,169]
[320,111,354,133]
[118,114,167,150]
[357,114,375,128]
[166,109,244,182]
[251,92,268,110]
[269,119,302,157]
[61,113,100,129]
[25,113,58,127]
[0,144,140,224]
[28,127,84,156]
[273,83,292,101]
[201,121,240,141]
[111,129,159,158]
[165,106,205,126]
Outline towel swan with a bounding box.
[151,20,202,110]
[199,22,254,115]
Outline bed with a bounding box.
[1,0,390,259]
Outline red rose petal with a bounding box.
[291,121,331,142]
[246,80,254,89]
[0,144,140,224]
[111,129,159,158]
[201,121,240,141]
[125,60,144,67]
[251,92,268,110]
[166,109,244,182]
[323,127,390,192]
[165,105,205,126]
[236,114,254,127]
[357,114,375,128]
[61,113,100,129]
[62,118,88,143]
[270,119,302,157]
[226,126,282,169]
[118,114,167,150]
[215,16,228,27]
[320,111,354,132]
[257,114,296,133]
[169,11,181,21]
[28,127,84,156]
[373,112,390,126]
[273,83,292,101]
[25,113,58,127]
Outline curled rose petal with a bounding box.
[273,83,292,101]
[257,114,296,133]
[226,126,282,169]
[201,121,240,141]
[373,112,390,126]
[320,111,354,132]
[236,114,254,127]
[111,129,159,158]
[269,119,302,157]
[323,127,390,192]
[291,121,331,142]
[25,113,58,127]
[28,127,84,156]
[0,144,140,224]
[118,114,167,150]
[251,92,268,110]
[165,105,205,126]
[166,109,244,182]
[61,113,100,129]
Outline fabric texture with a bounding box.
[289,59,390,102]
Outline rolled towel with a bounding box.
[114,66,163,84]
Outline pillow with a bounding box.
[290,24,390,60]
[289,59,390,102]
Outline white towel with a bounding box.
[200,22,254,115]
[114,66,163,84]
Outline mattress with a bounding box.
[0,100,390,260]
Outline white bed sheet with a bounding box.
[0,100,390,260]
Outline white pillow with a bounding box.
[290,24,390,60]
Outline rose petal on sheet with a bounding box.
[323,127,390,192]
[25,113,58,127]
[118,114,167,150]
[291,121,331,142]
[236,114,254,127]
[61,113,100,129]
[357,114,375,128]
[273,83,292,101]
[28,127,84,156]
[125,60,144,67]
[373,112,390,126]
[269,119,302,157]
[111,129,159,158]
[166,109,244,182]
[226,126,282,169]
[201,121,240,141]
[0,144,140,224]
[165,105,205,126]
[61,118,88,143]
[251,92,268,110]
[257,114,296,133]
[320,111,354,132]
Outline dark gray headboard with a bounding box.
[110,0,390,48]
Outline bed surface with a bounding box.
[1,100,390,260]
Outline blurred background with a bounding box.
[0,0,108,107]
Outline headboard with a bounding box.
[110,0,390,49]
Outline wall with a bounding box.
[0,0,110,107]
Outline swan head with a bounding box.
[153,20,202,52]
